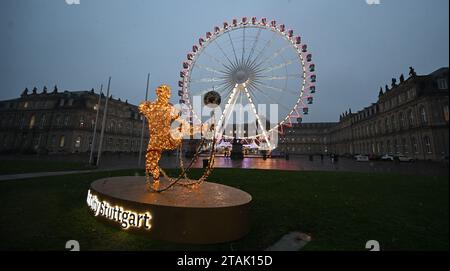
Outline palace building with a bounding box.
[0,67,448,161]
[0,86,148,154]
[279,67,449,160]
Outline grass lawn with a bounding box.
[0,168,447,251]
[0,159,95,175]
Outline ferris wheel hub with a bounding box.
[233,69,249,84]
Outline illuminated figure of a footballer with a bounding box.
[138,84,205,190]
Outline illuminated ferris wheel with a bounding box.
[178,17,316,150]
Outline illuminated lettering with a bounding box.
[86,190,152,230]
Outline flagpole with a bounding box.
[89,84,103,165]
[96,76,111,167]
[138,73,150,167]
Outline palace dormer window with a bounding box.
[437,78,448,90]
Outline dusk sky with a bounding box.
[1,0,448,122]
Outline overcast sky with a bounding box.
[0,0,448,122]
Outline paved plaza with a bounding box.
[1,153,447,181]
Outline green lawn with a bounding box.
[0,159,95,175]
[0,168,447,251]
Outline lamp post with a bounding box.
[89,84,102,165]
[138,73,150,167]
[96,76,111,167]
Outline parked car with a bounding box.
[397,155,415,162]
[355,154,369,162]
[381,154,394,161]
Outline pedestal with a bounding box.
[87,176,252,244]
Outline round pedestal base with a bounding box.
[87,176,252,244]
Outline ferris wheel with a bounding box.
[178,17,316,150]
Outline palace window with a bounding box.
[420,106,427,124]
[407,88,416,100]
[64,115,70,126]
[408,109,414,127]
[391,115,396,131]
[411,137,418,154]
[40,114,46,129]
[437,79,448,90]
[109,121,115,132]
[79,116,85,128]
[399,112,405,129]
[401,138,408,154]
[423,136,432,154]
[59,136,65,148]
[55,115,61,127]
[29,115,36,129]
[443,105,449,122]
[74,136,82,148]
[51,135,56,147]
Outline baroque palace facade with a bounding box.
[0,67,448,160]
[0,86,148,154]
[279,67,449,160]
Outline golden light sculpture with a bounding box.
[88,85,251,243]
[138,84,207,191]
